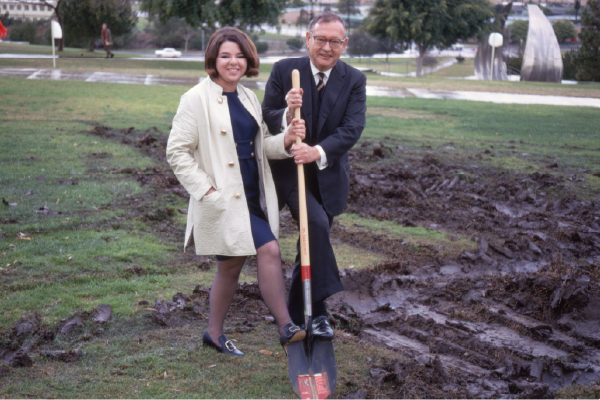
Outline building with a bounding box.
[0,1,55,22]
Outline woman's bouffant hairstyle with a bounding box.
[205,27,259,79]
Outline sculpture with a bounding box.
[474,2,512,80]
[520,5,563,82]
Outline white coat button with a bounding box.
[221,129,226,135]
[228,162,234,167]
[234,193,241,199]
[218,98,223,104]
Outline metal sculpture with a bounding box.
[520,5,563,82]
[474,2,512,80]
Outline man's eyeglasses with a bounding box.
[309,32,346,49]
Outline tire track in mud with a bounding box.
[326,146,600,398]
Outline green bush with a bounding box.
[254,41,269,54]
[286,36,304,50]
[562,50,578,80]
[8,20,50,45]
[422,56,438,67]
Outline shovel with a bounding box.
[286,69,337,399]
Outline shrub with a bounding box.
[8,20,49,45]
[562,50,578,80]
[254,41,268,54]
[286,36,304,50]
[422,56,438,67]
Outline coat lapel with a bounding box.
[299,57,313,133]
[316,61,346,138]
[237,86,261,127]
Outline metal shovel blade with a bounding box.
[287,338,337,399]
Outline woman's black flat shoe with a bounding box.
[202,330,244,357]
[279,323,306,355]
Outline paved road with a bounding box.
[1,67,599,108]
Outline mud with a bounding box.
[327,145,600,398]
[0,306,108,368]
[2,125,599,398]
[81,126,600,397]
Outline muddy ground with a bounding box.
[2,125,599,398]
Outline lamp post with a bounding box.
[488,32,503,80]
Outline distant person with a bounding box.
[262,11,367,339]
[166,27,307,356]
[101,23,113,58]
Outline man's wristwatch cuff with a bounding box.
[286,107,294,120]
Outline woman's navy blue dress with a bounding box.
[217,91,276,260]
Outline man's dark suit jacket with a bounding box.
[262,56,367,217]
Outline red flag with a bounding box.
[0,21,7,39]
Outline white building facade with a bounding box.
[0,1,55,22]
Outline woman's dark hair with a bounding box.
[205,27,259,78]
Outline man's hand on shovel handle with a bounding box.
[285,88,303,124]
[284,118,306,149]
[291,142,321,164]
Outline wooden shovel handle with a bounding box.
[292,69,312,323]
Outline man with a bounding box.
[101,23,113,58]
[262,12,366,339]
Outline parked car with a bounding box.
[155,48,182,58]
[451,43,464,51]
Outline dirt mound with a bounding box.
[0,306,111,373]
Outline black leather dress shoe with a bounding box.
[280,323,306,347]
[202,330,244,357]
[312,316,334,340]
[279,322,306,355]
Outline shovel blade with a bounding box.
[288,339,337,399]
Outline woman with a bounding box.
[166,27,306,356]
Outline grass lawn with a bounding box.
[0,75,599,397]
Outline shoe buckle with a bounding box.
[224,340,236,352]
[289,325,300,333]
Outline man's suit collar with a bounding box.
[299,57,347,139]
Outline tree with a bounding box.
[346,29,378,60]
[61,0,136,51]
[19,1,64,51]
[553,20,576,43]
[146,17,197,50]
[377,36,401,61]
[507,20,528,55]
[367,0,493,76]
[575,0,600,81]
[6,19,50,45]
[507,20,528,43]
[337,0,360,31]
[296,8,310,26]
[140,0,285,30]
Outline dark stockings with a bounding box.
[256,240,292,336]
[206,240,293,343]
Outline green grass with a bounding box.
[0,42,139,58]
[363,96,600,176]
[1,75,599,397]
[0,77,395,397]
[346,56,418,75]
[337,213,476,258]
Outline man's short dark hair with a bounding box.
[205,27,259,79]
[308,11,347,37]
